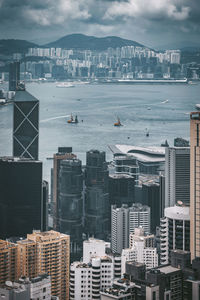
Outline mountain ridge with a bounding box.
[44,33,146,50]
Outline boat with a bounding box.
[145,128,149,137]
[67,114,78,124]
[114,117,122,126]
[195,104,200,111]
[56,82,74,88]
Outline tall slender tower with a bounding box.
[85,150,109,240]
[13,90,39,160]
[9,62,20,91]
[190,112,200,260]
[52,147,76,229]
[58,158,83,261]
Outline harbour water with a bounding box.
[0,81,200,181]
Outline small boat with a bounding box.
[67,114,78,124]
[114,117,122,126]
[145,128,149,137]
[196,104,200,111]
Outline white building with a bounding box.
[70,238,121,300]
[121,228,158,275]
[165,147,190,208]
[160,204,190,265]
[111,203,151,254]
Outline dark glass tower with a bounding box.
[9,62,20,91]
[85,150,109,240]
[0,157,43,239]
[58,158,83,261]
[13,90,39,160]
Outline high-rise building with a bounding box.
[121,228,158,274]
[111,203,151,254]
[17,230,70,300]
[13,90,39,160]
[141,176,160,233]
[52,147,76,229]
[109,174,135,207]
[165,147,190,207]
[70,238,121,300]
[0,240,17,284]
[0,157,44,239]
[190,112,200,260]
[160,204,190,265]
[9,62,20,91]
[58,158,83,261]
[85,150,110,240]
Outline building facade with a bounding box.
[52,147,76,229]
[111,203,150,254]
[13,90,39,160]
[160,204,190,265]
[190,112,200,260]
[0,157,43,239]
[58,158,83,261]
[17,231,70,300]
[84,150,110,240]
[165,147,190,207]
[9,62,20,91]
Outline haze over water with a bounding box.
[1,82,200,181]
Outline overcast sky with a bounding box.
[0,0,199,48]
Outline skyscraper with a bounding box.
[0,240,17,284]
[84,150,110,240]
[9,62,20,91]
[165,147,190,208]
[13,90,39,160]
[58,158,83,261]
[0,157,43,239]
[52,147,76,229]
[190,112,200,260]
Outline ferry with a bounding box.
[56,82,74,88]
[114,117,122,127]
[195,104,200,110]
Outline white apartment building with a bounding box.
[111,203,150,254]
[70,238,121,300]
[121,228,158,275]
[160,204,190,265]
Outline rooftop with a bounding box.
[109,144,165,163]
[14,90,38,102]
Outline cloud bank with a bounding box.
[0,0,199,47]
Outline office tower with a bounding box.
[52,147,76,229]
[190,112,200,260]
[165,147,190,207]
[109,174,135,207]
[70,238,121,300]
[0,240,17,284]
[160,203,190,265]
[0,157,43,239]
[13,90,39,160]
[17,230,70,300]
[85,150,110,240]
[58,158,83,261]
[111,203,150,254]
[121,228,158,274]
[141,176,160,233]
[9,62,20,91]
